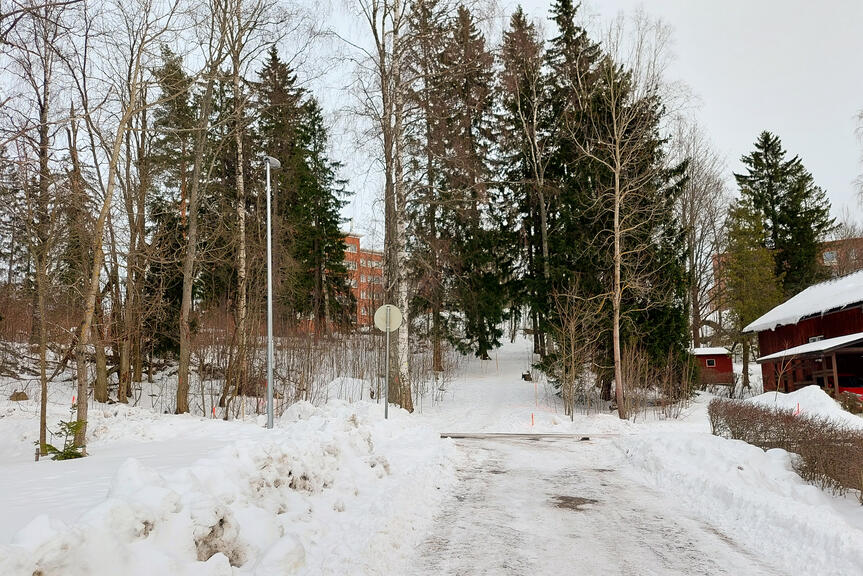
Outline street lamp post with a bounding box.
[265,155,280,429]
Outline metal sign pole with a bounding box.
[266,159,274,429]
[385,305,390,419]
[373,304,401,421]
[264,157,280,429]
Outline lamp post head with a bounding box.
[264,156,281,170]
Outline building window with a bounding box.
[808,335,824,343]
[706,359,716,368]
[346,261,356,270]
[823,250,837,264]
[346,244,357,253]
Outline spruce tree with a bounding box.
[255,47,352,330]
[544,0,606,328]
[440,5,505,359]
[734,131,834,296]
[496,7,551,355]
[405,0,450,370]
[147,46,198,355]
[724,198,784,387]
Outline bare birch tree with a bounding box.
[570,12,676,418]
[352,0,413,411]
[670,116,728,346]
[60,0,183,442]
[5,0,66,454]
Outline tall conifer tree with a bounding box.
[256,47,352,330]
[735,131,834,296]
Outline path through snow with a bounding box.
[410,435,784,576]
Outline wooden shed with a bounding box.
[744,270,863,395]
[691,347,734,386]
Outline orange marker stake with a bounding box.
[212,406,216,418]
[72,396,76,405]
[531,412,534,427]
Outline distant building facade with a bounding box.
[343,234,383,327]
[819,237,863,277]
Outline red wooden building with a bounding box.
[744,270,863,395]
[690,347,734,386]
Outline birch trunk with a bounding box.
[178,71,219,413]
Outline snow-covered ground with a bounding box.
[2,337,862,575]
[0,400,454,575]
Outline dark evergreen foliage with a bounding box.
[255,47,353,330]
[734,131,834,296]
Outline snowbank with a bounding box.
[746,385,863,428]
[0,401,455,576]
[622,431,863,576]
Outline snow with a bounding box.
[0,401,455,575]
[623,427,863,576]
[2,336,863,575]
[743,269,863,333]
[746,385,863,429]
[689,346,730,356]
[756,331,863,362]
[413,337,633,435]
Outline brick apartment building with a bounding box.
[343,234,384,327]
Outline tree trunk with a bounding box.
[93,300,108,403]
[613,170,626,419]
[232,57,248,409]
[742,337,750,389]
[178,67,220,413]
[393,48,412,413]
[690,238,701,347]
[36,72,51,454]
[37,265,48,454]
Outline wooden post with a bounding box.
[832,352,839,397]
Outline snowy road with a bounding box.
[410,435,783,576]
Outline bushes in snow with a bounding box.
[708,398,863,501]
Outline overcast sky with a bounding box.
[328,0,863,241]
[571,0,863,216]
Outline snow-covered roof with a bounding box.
[689,347,730,356]
[756,331,863,363]
[743,270,863,333]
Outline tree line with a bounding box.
[0,0,845,450]
[0,0,350,452]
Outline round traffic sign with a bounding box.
[373,304,402,332]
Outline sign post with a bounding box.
[373,304,402,419]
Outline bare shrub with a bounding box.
[550,286,604,418]
[708,398,863,501]
[621,345,694,421]
[621,344,651,421]
[838,392,863,415]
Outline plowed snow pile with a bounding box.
[0,401,455,576]
[747,384,863,428]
